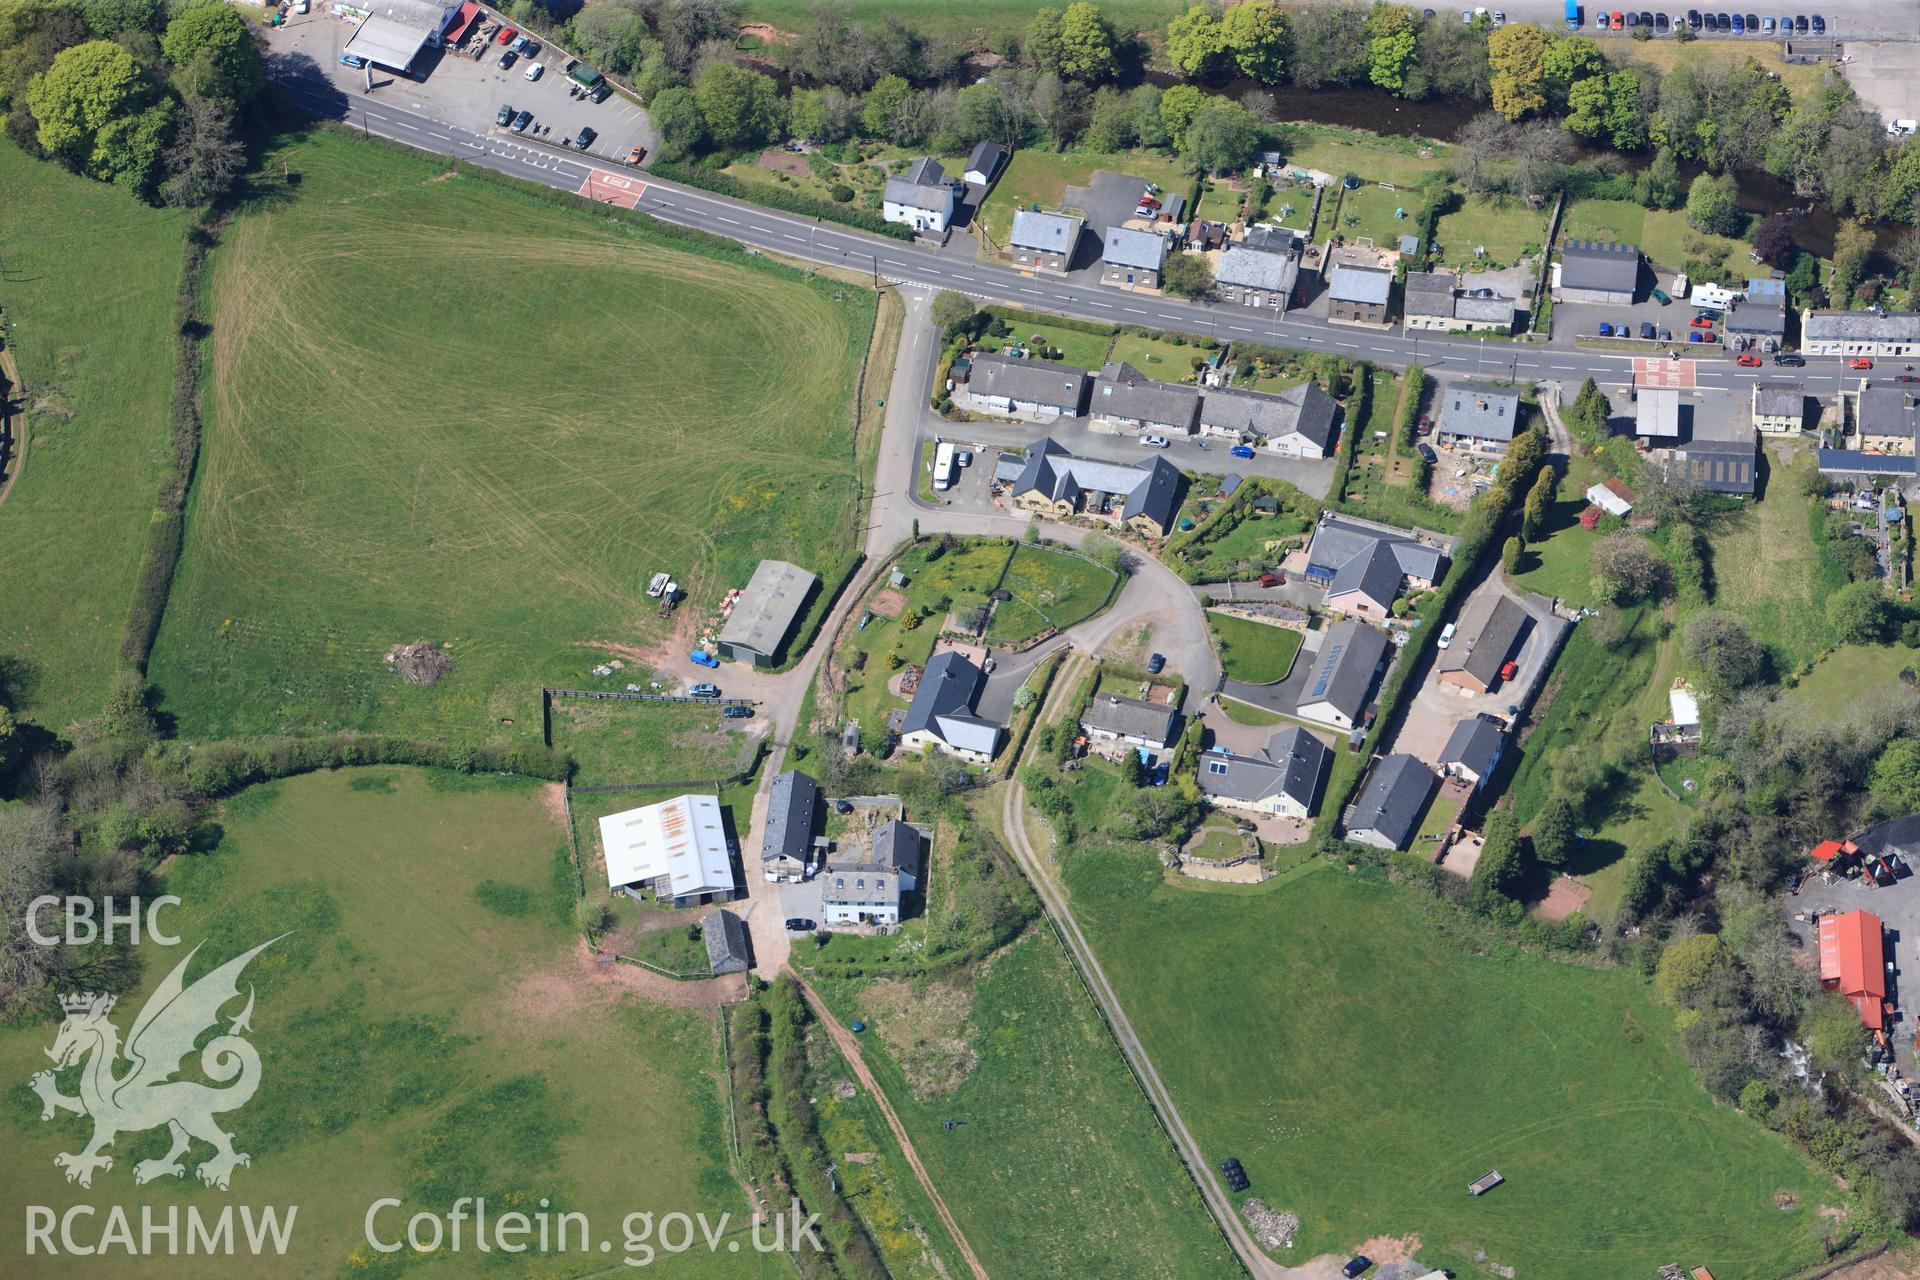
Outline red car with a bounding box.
[496,25,516,43]
[1689,315,1714,328]
[1736,353,1761,367]
[1498,660,1519,682]
[1258,571,1285,588]
[1850,356,1874,370]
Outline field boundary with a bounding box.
[0,345,23,511]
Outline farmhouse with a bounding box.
[599,793,739,908]
[702,909,752,974]
[1436,593,1531,695]
[760,769,819,883]
[1326,263,1393,326]
[717,559,817,666]
[1752,382,1807,435]
[1403,271,1518,334]
[1556,239,1640,304]
[1438,382,1521,452]
[1214,226,1305,310]
[1199,382,1339,458]
[882,158,959,234]
[1439,714,1507,789]
[899,650,1003,764]
[1306,514,1448,619]
[1008,210,1084,274]
[1102,227,1168,290]
[1295,618,1391,730]
[1584,476,1635,517]
[822,820,927,928]
[1345,753,1437,850]
[1819,909,1888,1030]
[1636,386,1684,439]
[963,140,1006,187]
[1196,726,1332,820]
[1080,692,1180,753]
[958,354,1091,418]
[1008,437,1183,538]
[1089,362,1201,435]
[1801,310,1920,359]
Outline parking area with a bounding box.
[1791,867,1918,1072]
[1064,169,1178,244]
[265,12,653,163]
[1552,296,1707,351]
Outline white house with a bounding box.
[821,820,926,928]
[882,158,959,234]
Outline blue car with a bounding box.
[339,52,367,68]
[690,649,719,668]
[1230,445,1255,459]
[1598,322,1614,336]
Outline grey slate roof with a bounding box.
[1091,362,1201,429]
[1440,715,1506,779]
[1441,382,1521,442]
[965,139,1006,179]
[717,560,818,658]
[1241,224,1302,253]
[1403,271,1457,319]
[1819,449,1917,476]
[1440,594,1531,688]
[1215,228,1303,291]
[1348,753,1436,848]
[1725,297,1786,335]
[830,819,925,882]
[1859,385,1920,443]
[822,866,898,909]
[904,156,943,185]
[1306,515,1447,592]
[1753,381,1805,419]
[902,650,1002,755]
[1559,239,1640,293]
[884,157,953,211]
[1803,310,1920,343]
[1199,382,1338,452]
[1081,692,1179,746]
[1329,263,1393,306]
[1298,618,1391,722]
[1197,726,1330,811]
[994,452,1027,483]
[1670,438,1757,495]
[703,910,751,974]
[964,353,1091,412]
[1103,227,1168,271]
[761,770,819,867]
[1455,291,1518,324]
[1010,209,1084,254]
[1010,436,1182,533]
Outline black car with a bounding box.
[1622,10,1637,22]
[1641,10,1655,24]
[510,110,532,133]
[1639,321,1656,339]
[1146,652,1166,674]
[784,918,816,932]
[1774,353,1806,366]
[1810,13,1824,31]
[1717,12,1732,29]
[722,704,753,719]
[1417,443,1437,464]
[522,40,541,57]
[1794,13,1807,29]
[1745,12,1760,28]
[834,798,854,814]
[574,125,598,149]
[588,81,612,102]
[498,49,517,69]
[1342,1259,1372,1280]
[1686,8,1701,25]
[1655,12,1669,28]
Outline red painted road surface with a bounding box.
[579,170,644,208]
[1633,356,1697,389]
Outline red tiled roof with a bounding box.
[1819,910,1886,1029]
[1603,476,1636,502]
[1810,839,1845,862]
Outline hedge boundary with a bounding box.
[648,159,915,240]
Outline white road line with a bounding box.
[716,216,739,226]
[783,234,807,242]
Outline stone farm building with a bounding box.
[822,820,927,928]
[1198,383,1339,459]
[958,354,1090,418]
[899,650,1003,764]
[1197,726,1331,820]
[717,559,817,666]
[1008,436,1183,539]
[1009,210,1084,274]
[702,909,751,974]
[599,793,739,908]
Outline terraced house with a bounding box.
[1198,382,1340,459]
[1402,271,1518,334]
[958,354,1091,418]
[1089,361,1201,435]
[1008,437,1184,539]
[1801,310,1920,359]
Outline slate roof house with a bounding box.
[1305,515,1448,619]
[1439,715,1507,789]
[958,354,1091,418]
[899,651,1003,764]
[1080,692,1180,753]
[1436,594,1531,695]
[1439,382,1522,452]
[1345,753,1437,850]
[1007,436,1183,538]
[1724,295,1787,349]
[1102,227,1168,290]
[702,909,752,974]
[1196,726,1331,820]
[760,769,819,883]
[1856,383,1920,454]
[1295,618,1391,730]
[963,140,1006,186]
[1214,226,1306,311]
[882,157,960,234]
[1801,310,1920,359]
[822,820,927,928]
[1199,382,1340,459]
[1327,264,1393,326]
[1403,271,1517,334]
[1752,381,1806,435]
[1556,239,1640,304]
[1008,209,1084,274]
[1089,361,1201,435]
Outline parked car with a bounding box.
[1641,9,1655,23]
[1729,11,1743,30]
[1690,315,1715,328]
[510,110,532,132]
[1686,7,1701,24]
[1655,11,1670,27]
[1794,13,1808,29]
[339,52,367,67]
[1811,12,1824,31]
[690,648,718,668]
[689,683,721,699]
[1415,413,1433,435]
[1139,434,1171,448]
[1736,352,1762,366]
[1623,9,1638,22]
[496,103,514,126]
[1761,15,1775,29]
[1652,287,1672,304]
[496,25,516,43]
[1716,11,1731,28]
[1659,327,1673,341]
[784,918,816,932]
[498,49,517,68]
[1134,204,1155,218]
[1898,375,1920,384]
[1639,322,1656,339]
[1850,356,1875,369]
[1417,443,1437,463]
[1146,653,1167,674]
[1492,8,1506,22]
[722,704,753,719]
[1342,1260,1372,1279]
[1258,572,1285,587]
[524,62,543,81]
[522,40,541,57]
[625,145,647,165]
[575,126,598,149]
[1688,331,1705,343]
[1230,444,1255,459]
[1498,659,1519,682]
[1598,321,1614,336]
[1774,353,1805,366]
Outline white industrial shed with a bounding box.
[599,794,739,908]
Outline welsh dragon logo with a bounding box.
[29,937,280,1191]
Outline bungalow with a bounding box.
[1089,361,1201,435]
[958,353,1091,418]
[899,651,1003,764]
[822,819,927,928]
[599,793,739,908]
[1556,239,1640,305]
[1345,753,1437,851]
[1081,692,1180,753]
[760,769,819,883]
[1439,714,1507,789]
[1214,226,1305,310]
[1802,310,1920,359]
[1198,382,1339,459]
[1436,594,1531,696]
[882,157,959,234]
[1008,436,1184,539]
[1295,618,1391,730]
[1584,476,1635,517]
[963,139,1006,187]
[1196,726,1332,820]
[1752,381,1806,435]
[1438,382,1521,453]
[1102,227,1168,290]
[1327,263,1393,326]
[1008,210,1084,275]
[1305,514,1448,618]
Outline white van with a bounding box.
[524,62,543,81]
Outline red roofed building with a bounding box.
[1810,839,1845,863]
[1819,909,1887,1030]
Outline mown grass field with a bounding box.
[1277,123,1449,188]
[1332,181,1420,248]
[148,130,875,743]
[1209,612,1303,683]
[550,696,760,788]
[1061,852,1837,1279]
[0,769,764,1278]
[0,145,186,731]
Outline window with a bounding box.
[1207,760,1229,776]
[876,879,886,892]
[834,878,844,890]
[856,878,866,889]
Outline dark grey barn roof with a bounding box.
[1347,753,1435,848]
[761,770,819,866]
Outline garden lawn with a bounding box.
[1433,193,1548,271]
[1509,457,1606,605]
[0,145,186,730]
[1108,332,1212,379]
[1560,198,1647,247]
[982,308,1112,369]
[1332,181,1420,248]
[1177,509,1312,581]
[1706,450,1834,674]
[1210,612,1304,683]
[1000,541,1119,633]
[1780,643,1920,728]
[1641,209,1749,276]
[0,769,761,1278]
[148,129,874,744]
[978,149,1192,246]
[1277,123,1450,188]
[1062,853,1836,1279]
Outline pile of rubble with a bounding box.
[384,641,453,686]
[1239,1200,1298,1250]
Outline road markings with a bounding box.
[578,170,644,207]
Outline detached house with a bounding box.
[1327,264,1393,326]
[1196,726,1331,820]
[822,820,927,929]
[1436,594,1531,695]
[1305,515,1448,619]
[899,651,1003,764]
[1089,361,1200,435]
[1438,382,1522,453]
[882,157,959,234]
[1439,715,1507,789]
[1199,383,1339,459]
[1009,210,1084,274]
[1102,227,1168,290]
[1080,692,1180,754]
[1295,618,1391,730]
[1345,753,1437,851]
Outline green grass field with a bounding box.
[1781,643,1920,726]
[1332,181,1420,249]
[1107,332,1209,378]
[1061,852,1836,1278]
[981,309,1112,369]
[0,145,186,730]
[1561,200,1746,275]
[0,769,765,1277]
[1277,124,1449,189]
[551,696,760,788]
[1705,450,1835,674]
[999,541,1119,635]
[1433,193,1547,272]
[1209,612,1303,683]
[147,130,874,744]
